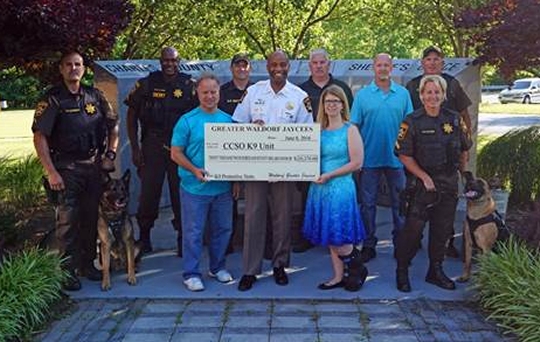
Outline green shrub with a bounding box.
[0,249,68,342]
[0,68,45,109]
[473,236,540,342]
[0,155,46,250]
[477,126,540,204]
[0,155,45,210]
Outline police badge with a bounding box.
[85,103,96,115]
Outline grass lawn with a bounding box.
[479,102,540,114]
[0,109,35,158]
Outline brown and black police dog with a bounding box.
[98,169,139,291]
[457,171,499,283]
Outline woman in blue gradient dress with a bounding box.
[303,85,368,292]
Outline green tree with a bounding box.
[115,0,359,60]
[324,0,487,59]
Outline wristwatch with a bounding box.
[104,150,116,161]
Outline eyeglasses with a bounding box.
[324,99,342,105]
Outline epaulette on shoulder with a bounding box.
[178,72,195,82]
[45,85,62,97]
[410,110,424,118]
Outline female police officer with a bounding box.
[393,75,472,292]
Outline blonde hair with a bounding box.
[316,85,350,128]
[419,74,447,102]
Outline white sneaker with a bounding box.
[208,269,233,283]
[183,277,205,291]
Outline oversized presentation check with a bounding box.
[204,123,320,181]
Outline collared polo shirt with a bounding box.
[406,73,472,112]
[299,74,354,119]
[351,80,413,168]
[171,107,233,196]
[232,80,313,124]
[218,80,252,115]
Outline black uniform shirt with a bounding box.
[124,71,197,135]
[396,107,472,166]
[218,80,252,115]
[299,74,353,120]
[406,73,472,112]
[395,107,472,191]
[32,84,117,156]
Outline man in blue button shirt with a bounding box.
[351,53,413,263]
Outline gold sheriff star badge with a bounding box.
[442,123,453,134]
[173,89,183,98]
[85,103,96,115]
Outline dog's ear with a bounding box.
[462,171,474,183]
[122,169,131,187]
[101,171,112,185]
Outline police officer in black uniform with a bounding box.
[218,53,252,115]
[33,51,119,291]
[406,46,473,258]
[125,47,197,255]
[394,75,472,292]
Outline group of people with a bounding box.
[32,45,472,294]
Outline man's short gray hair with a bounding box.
[309,48,329,60]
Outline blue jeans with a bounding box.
[360,167,405,249]
[180,189,233,279]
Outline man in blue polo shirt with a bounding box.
[171,73,237,292]
[351,53,413,263]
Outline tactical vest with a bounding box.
[140,71,195,138]
[411,108,461,172]
[48,86,106,159]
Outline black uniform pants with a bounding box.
[395,190,457,268]
[55,161,101,271]
[137,134,181,237]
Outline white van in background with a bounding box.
[498,78,540,104]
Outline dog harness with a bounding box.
[466,210,505,232]
[466,210,510,246]
[108,216,125,243]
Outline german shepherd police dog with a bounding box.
[457,171,501,283]
[98,169,139,291]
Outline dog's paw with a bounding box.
[101,281,112,291]
[456,275,469,283]
[127,276,137,286]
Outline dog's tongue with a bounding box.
[464,190,478,198]
[114,200,127,208]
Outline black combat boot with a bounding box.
[138,227,153,254]
[425,262,456,290]
[339,247,368,292]
[396,267,411,292]
[62,270,81,291]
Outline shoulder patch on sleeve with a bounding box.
[303,96,312,113]
[398,122,409,141]
[34,101,48,118]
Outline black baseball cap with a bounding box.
[231,53,250,65]
[422,46,444,59]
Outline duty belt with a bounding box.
[52,151,98,165]
[424,164,456,174]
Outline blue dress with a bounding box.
[302,123,366,246]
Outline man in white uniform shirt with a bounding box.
[233,49,313,291]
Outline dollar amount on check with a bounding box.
[205,123,320,181]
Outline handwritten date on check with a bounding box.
[204,123,321,181]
